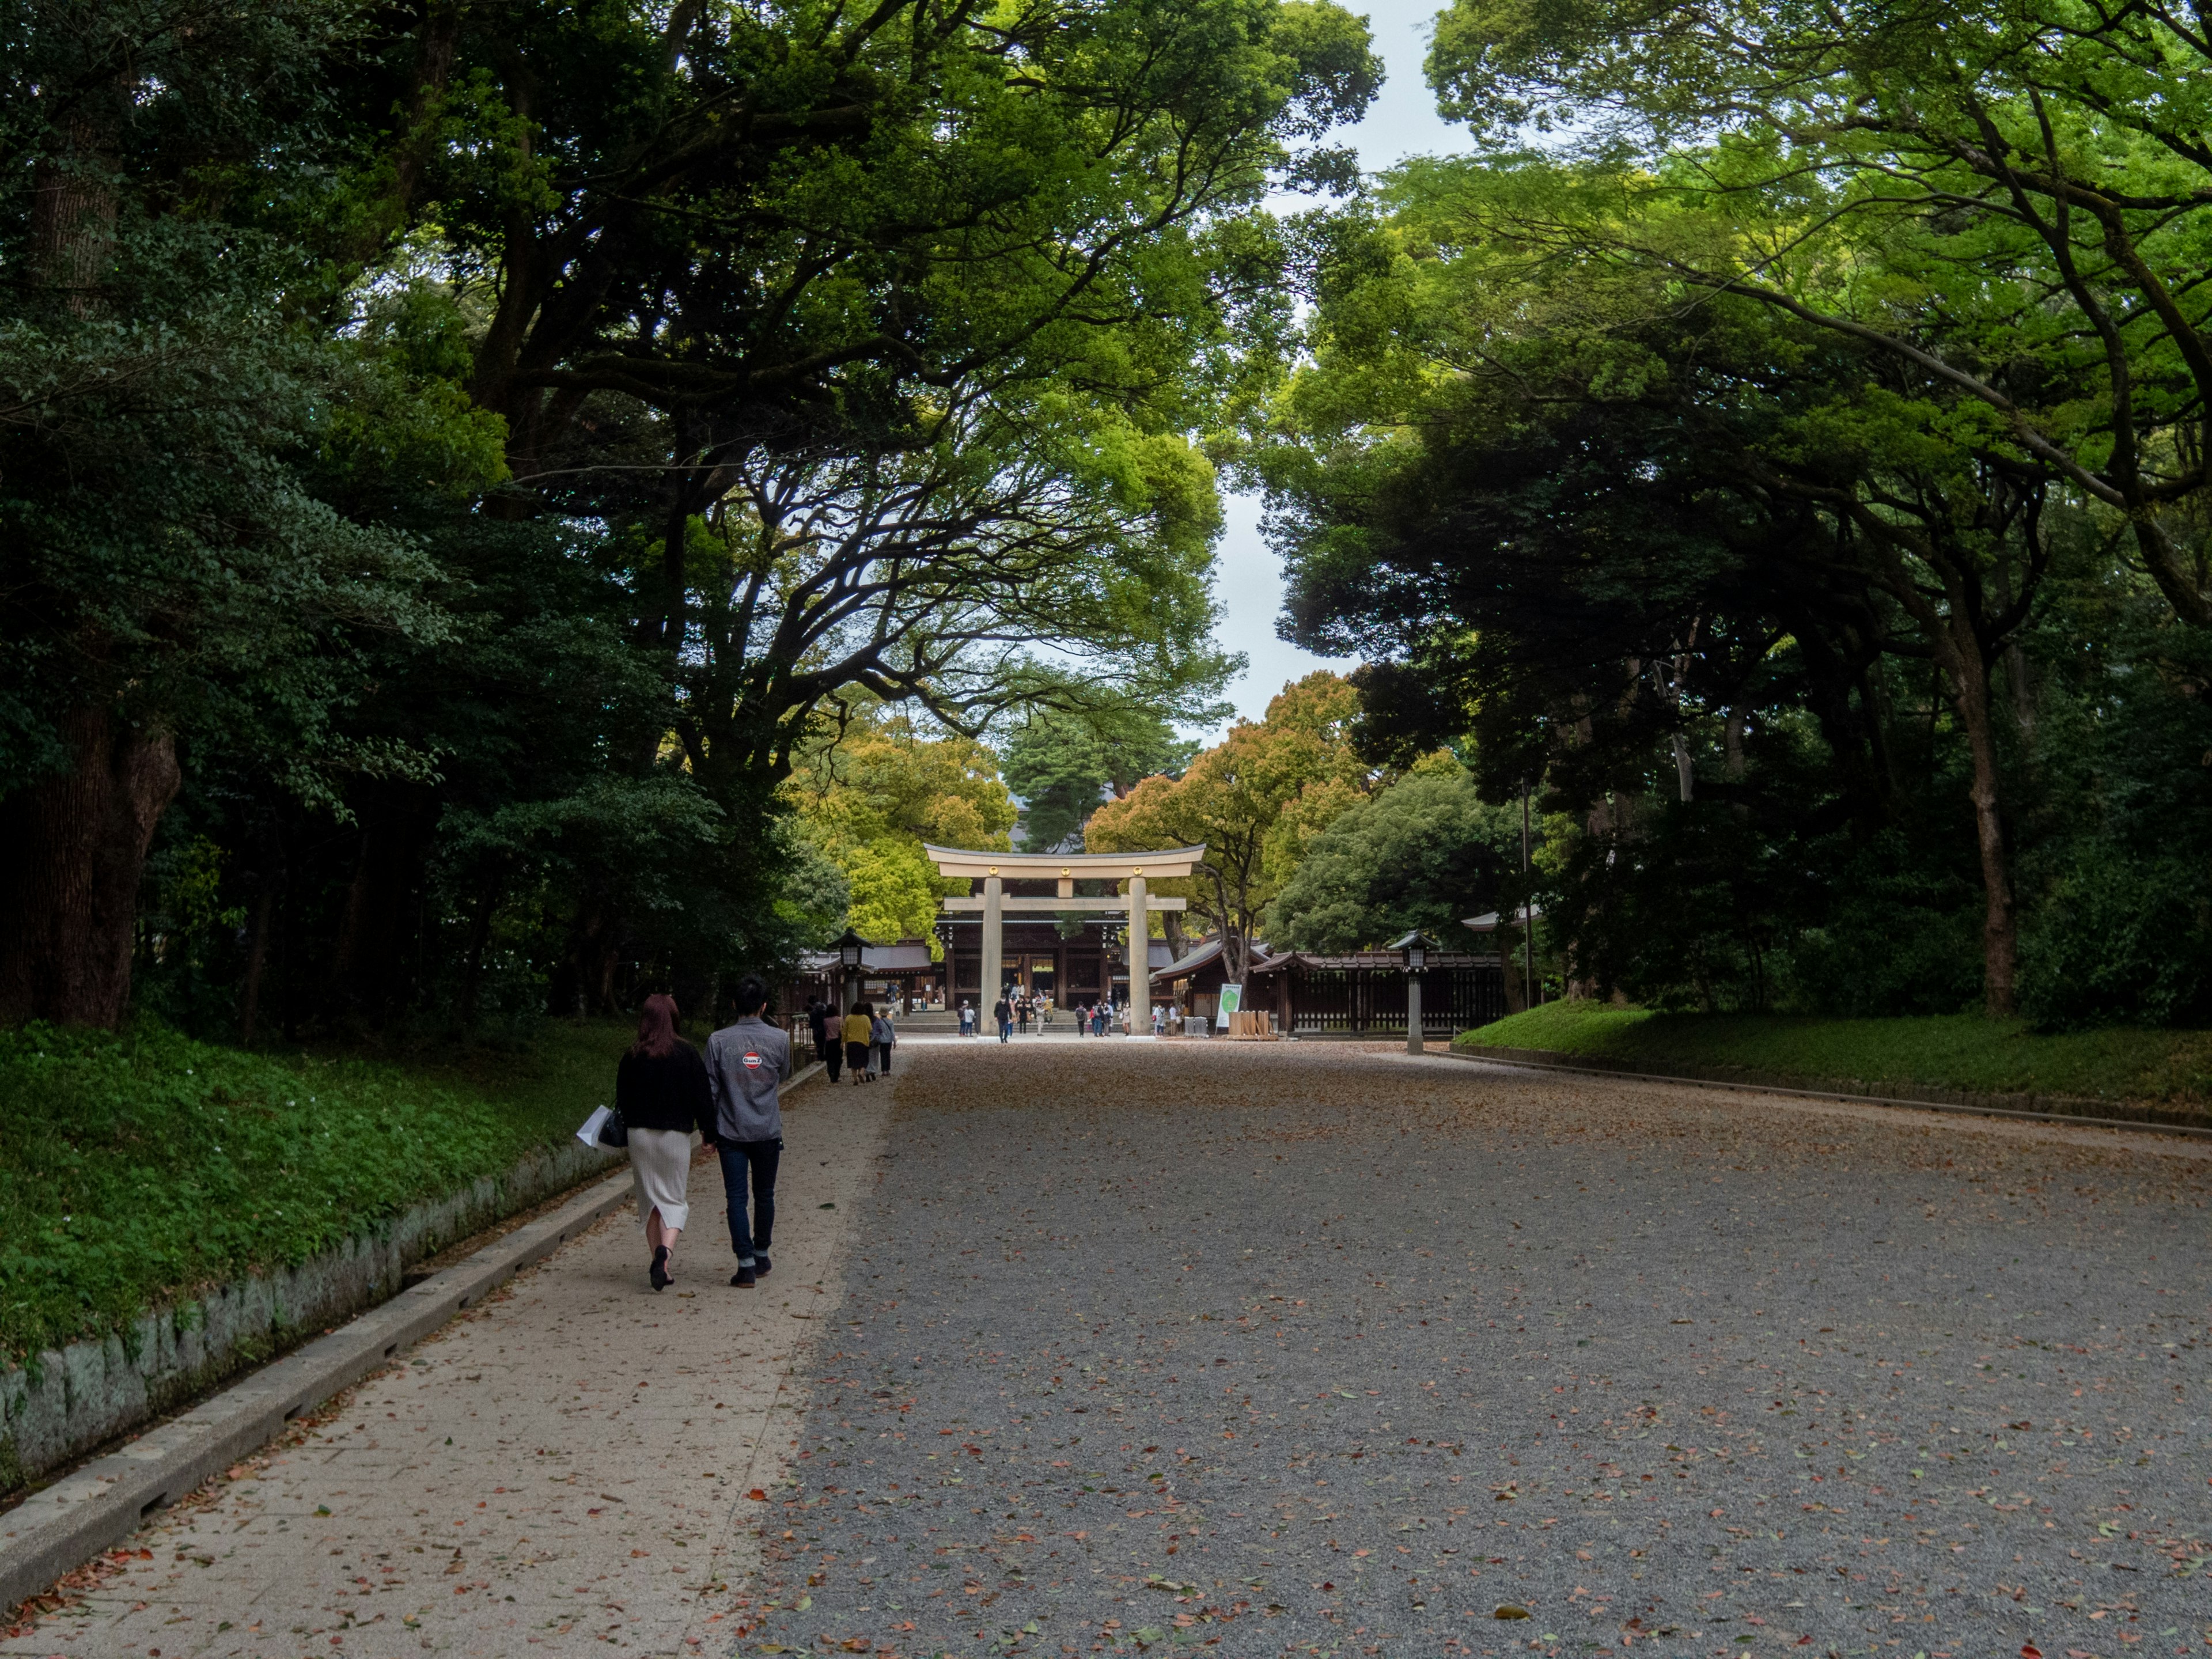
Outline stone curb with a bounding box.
[1438,1044,2212,1141]
[0,1059,825,1614]
[0,1164,632,1612]
[0,1135,623,1492]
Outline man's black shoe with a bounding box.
[754,1254,772,1278]
[732,1266,756,1287]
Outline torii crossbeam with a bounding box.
[921,844,1206,1005]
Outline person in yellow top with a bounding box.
[841,1001,876,1084]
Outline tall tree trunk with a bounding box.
[329,828,374,997]
[0,72,166,1027]
[28,97,118,315]
[238,867,278,1045]
[458,874,502,1027]
[1501,936,1528,1014]
[560,897,621,1016]
[1946,652,2018,1018]
[0,708,180,1026]
[1869,534,2020,1018]
[326,795,435,1024]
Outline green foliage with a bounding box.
[784,704,1018,946]
[5,0,1381,1035]
[1001,708,1199,853]
[1424,0,2212,628]
[0,1018,630,1360]
[0,0,503,800]
[0,237,468,802]
[1251,124,2212,1028]
[1089,671,1376,976]
[1785,830,1986,1019]
[1267,766,1521,950]
[2018,851,2212,1031]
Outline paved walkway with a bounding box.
[6,1044,2210,1659]
[0,1077,891,1659]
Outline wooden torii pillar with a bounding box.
[922,844,1206,1017]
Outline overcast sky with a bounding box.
[1195,0,1464,739]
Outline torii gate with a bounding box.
[922,844,1206,1004]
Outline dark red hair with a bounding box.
[631,993,680,1058]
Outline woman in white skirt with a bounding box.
[614,994,715,1290]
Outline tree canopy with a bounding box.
[1246,2,2212,1027]
[1001,707,1200,853]
[1,0,1380,1031]
[1266,763,1522,953]
[1087,671,1373,978]
[784,704,1016,949]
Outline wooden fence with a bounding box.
[1262,956,1508,1037]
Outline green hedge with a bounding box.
[0,1020,631,1362]
[1455,1001,2212,1107]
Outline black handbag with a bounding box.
[597,1107,629,1148]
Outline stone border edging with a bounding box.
[0,1137,624,1499]
[1442,1044,2212,1141]
[0,1060,825,1613]
[0,1162,633,1612]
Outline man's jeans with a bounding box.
[717,1137,781,1266]
[998,1019,1012,1043]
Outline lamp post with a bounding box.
[831,926,870,1017]
[1391,929,1434,1055]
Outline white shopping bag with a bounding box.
[575,1105,613,1147]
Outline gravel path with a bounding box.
[740,1042,2211,1659]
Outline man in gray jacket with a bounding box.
[704,975,794,1287]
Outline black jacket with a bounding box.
[615,1041,715,1135]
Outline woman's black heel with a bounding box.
[649,1246,671,1291]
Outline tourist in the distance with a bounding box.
[811,995,842,1082]
[806,998,834,1081]
[872,1004,897,1077]
[958,998,975,1037]
[704,976,793,1289]
[616,993,714,1293]
[1016,993,1031,1036]
[843,998,874,1082]
[993,990,1013,1044]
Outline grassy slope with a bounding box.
[0,1020,631,1362]
[1455,1001,2212,1107]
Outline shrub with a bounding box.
[2019,849,2212,1029]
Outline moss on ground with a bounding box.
[1456,1001,2212,1107]
[0,1018,632,1361]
